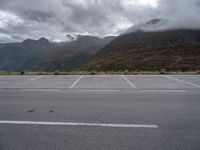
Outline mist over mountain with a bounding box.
[124,18,169,33]
[80,17,200,72]
[1,0,200,74]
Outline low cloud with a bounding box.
[0,0,200,43]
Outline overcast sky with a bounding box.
[0,0,200,43]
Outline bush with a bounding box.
[54,71,60,75]
[20,71,25,75]
[160,69,166,75]
[90,70,96,75]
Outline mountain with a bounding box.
[124,18,169,33]
[82,29,200,72]
[30,35,115,72]
[0,38,57,71]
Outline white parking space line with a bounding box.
[0,120,159,128]
[122,75,136,89]
[70,75,83,88]
[164,75,200,88]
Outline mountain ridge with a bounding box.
[30,35,115,71]
[82,29,200,72]
[0,38,57,71]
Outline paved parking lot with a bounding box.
[0,75,200,150]
[0,75,200,90]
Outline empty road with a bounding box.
[0,75,200,150]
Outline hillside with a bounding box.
[30,35,115,72]
[0,35,115,72]
[0,38,57,71]
[82,29,200,72]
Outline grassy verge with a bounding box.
[0,71,200,76]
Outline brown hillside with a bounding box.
[82,30,200,72]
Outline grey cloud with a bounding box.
[21,10,55,22]
[0,0,200,43]
[156,0,200,29]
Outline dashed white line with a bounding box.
[0,120,159,128]
[164,75,200,88]
[122,75,136,89]
[70,75,83,88]
[136,90,186,93]
[21,89,59,92]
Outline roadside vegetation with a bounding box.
[0,71,200,76]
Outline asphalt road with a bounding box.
[0,75,200,150]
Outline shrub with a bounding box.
[54,71,60,75]
[20,71,25,75]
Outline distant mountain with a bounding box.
[82,29,200,72]
[124,18,169,33]
[0,38,57,71]
[30,35,115,72]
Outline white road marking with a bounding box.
[122,75,136,89]
[125,75,163,77]
[136,90,186,93]
[70,75,83,88]
[164,75,200,88]
[84,75,121,77]
[0,120,159,128]
[21,89,59,92]
[78,90,120,92]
